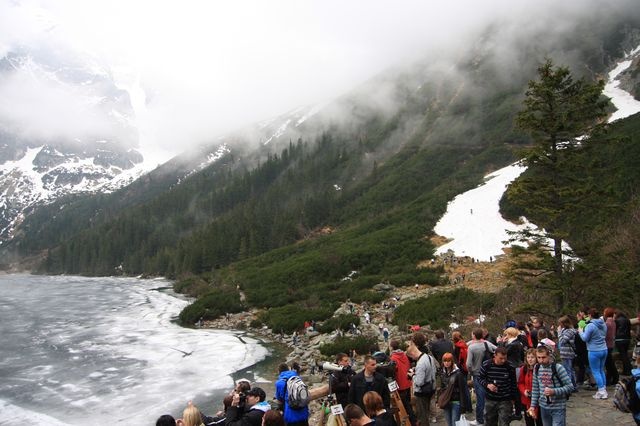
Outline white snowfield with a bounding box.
[434,45,640,261]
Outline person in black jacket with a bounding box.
[225,387,270,426]
[429,330,455,364]
[348,355,391,411]
[329,352,355,407]
[615,310,633,375]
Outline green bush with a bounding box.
[260,305,334,334]
[392,288,496,330]
[318,314,360,333]
[179,288,244,325]
[319,335,379,357]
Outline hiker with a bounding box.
[517,349,542,426]
[329,353,355,408]
[225,387,270,426]
[500,327,524,371]
[615,310,633,376]
[477,347,518,426]
[430,330,455,364]
[157,415,177,426]
[437,352,472,426]
[528,346,574,425]
[630,349,640,425]
[344,403,375,426]
[363,391,395,426]
[389,339,415,425]
[275,364,310,426]
[557,315,577,391]
[178,404,205,426]
[262,410,285,426]
[407,334,437,426]
[348,355,391,411]
[452,331,469,375]
[579,308,608,399]
[604,307,619,386]
[530,318,550,348]
[467,328,497,426]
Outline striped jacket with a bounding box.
[477,359,518,401]
[530,362,573,411]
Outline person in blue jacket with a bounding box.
[632,346,640,425]
[579,308,608,399]
[275,364,309,426]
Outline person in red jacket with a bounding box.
[389,339,415,426]
[452,331,469,374]
[517,349,542,426]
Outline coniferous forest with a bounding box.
[4,16,640,332]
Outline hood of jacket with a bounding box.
[391,350,411,367]
[250,401,271,413]
[590,317,606,331]
[278,370,298,381]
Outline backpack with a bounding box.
[613,376,640,414]
[533,363,571,400]
[482,342,494,363]
[286,375,310,409]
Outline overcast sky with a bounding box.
[0,0,635,163]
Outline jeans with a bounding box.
[444,401,462,426]
[473,375,486,424]
[588,349,607,389]
[484,399,512,426]
[539,406,566,426]
[560,358,576,390]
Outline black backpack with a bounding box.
[482,342,494,363]
[533,363,571,400]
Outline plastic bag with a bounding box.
[455,414,470,426]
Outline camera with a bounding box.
[318,361,348,373]
[238,392,246,406]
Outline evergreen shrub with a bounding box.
[319,336,379,357]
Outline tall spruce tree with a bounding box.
[509,59,608,309]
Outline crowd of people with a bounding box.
[156,306,640,426]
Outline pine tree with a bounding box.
[508,59,608,309]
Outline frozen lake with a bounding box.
[0,274,268,425]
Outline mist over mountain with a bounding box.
[1,1,640,326]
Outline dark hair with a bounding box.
[588,308,601,319]
[236,380,251,394]
[247,387,266,402]
[277,363,289,373]
[411,332,427,348]
[389,339,400,350]
[262,409,285,426]
[536,345,552,355]
[494,347,508,357]
[335,352,349,363]
[344,403,366,422]
[222,394,233,411]
[537,329,548,340]
[472,328,484,340]
[435,330,445,339]
[156,415,177,426]
[291,362,301,374]
[558,315,573,328]
[364,355,375,364]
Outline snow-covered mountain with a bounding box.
[0,45,151,242]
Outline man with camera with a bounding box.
[225,387,271,426]
[328,353,355,408]
[348,355,391,411]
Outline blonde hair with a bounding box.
[182,405,204,426]
[503,327,519,339]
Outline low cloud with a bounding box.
[1,0,639,160]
